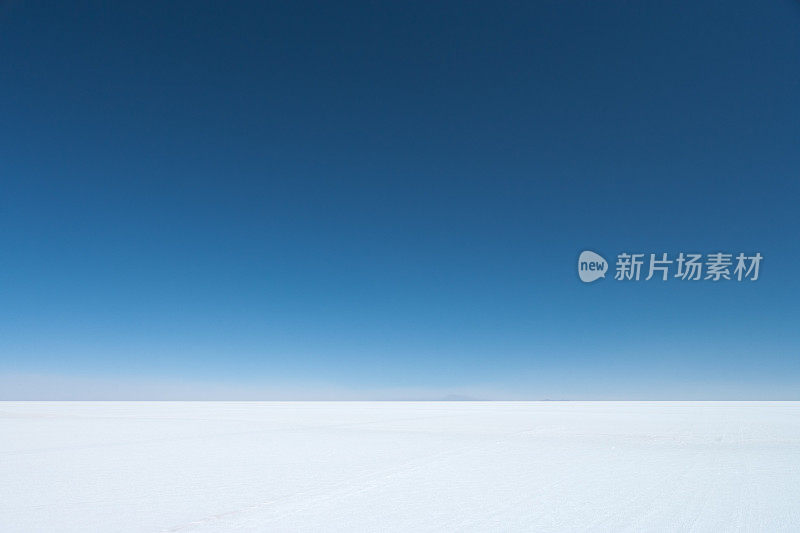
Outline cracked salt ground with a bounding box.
[2,401,799,532]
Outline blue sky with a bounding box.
[2,1,799,399]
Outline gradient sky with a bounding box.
[2,1,799,399]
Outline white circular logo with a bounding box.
[578,251,607,283]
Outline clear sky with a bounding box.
[2,1,799,399]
